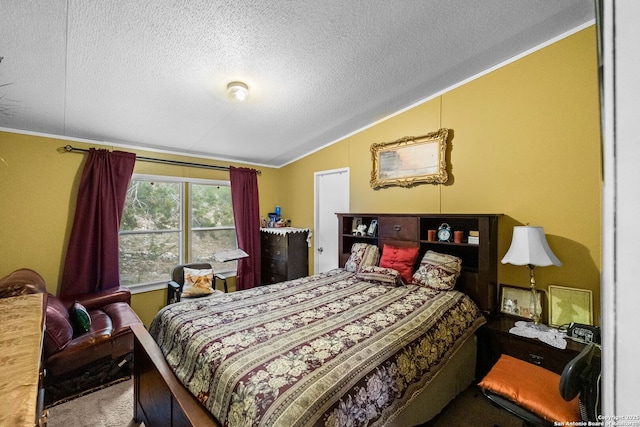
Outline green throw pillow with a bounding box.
[71,301,91,333]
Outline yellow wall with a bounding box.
[280,27,602,323]
[0,26,601,325]
[0,132,280,325]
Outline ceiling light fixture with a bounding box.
[227,81,249,102]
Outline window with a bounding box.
[119,175,236,291]
[189,183,237,273]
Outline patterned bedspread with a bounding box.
[150,269,486,427]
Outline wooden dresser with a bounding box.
[0,293,47,426]
[260,228,310,285]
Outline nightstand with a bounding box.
[214,271,233,293]
[477,314,590,378]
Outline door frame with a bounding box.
[313,167,350,274]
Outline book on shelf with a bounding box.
[468,236,479,244]
[469,230,479,237]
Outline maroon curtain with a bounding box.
[230,166,261,290]
[60,149,136,297]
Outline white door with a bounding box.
[601,0,640,413]
[314,168,349,273]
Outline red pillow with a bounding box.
[379,244,420,284]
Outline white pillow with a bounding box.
[182,267,214,297]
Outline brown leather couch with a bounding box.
[0,268,143,379]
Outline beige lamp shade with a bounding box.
[501,226,562,267]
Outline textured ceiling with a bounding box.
[0,1,594,167]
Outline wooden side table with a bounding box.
[477,314,590,378]
[215,271,234,293]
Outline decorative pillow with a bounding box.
[344,243,380,272]
[70,301,91,333]
[182,267,214,297]
[379,244,420,284]
[412,250,462,290]
[478,354,580,423]
[356,266,403,287]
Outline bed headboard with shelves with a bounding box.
[337,213,502,314]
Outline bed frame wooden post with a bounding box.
[132,323,219,426]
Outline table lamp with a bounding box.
[501,226,562,325]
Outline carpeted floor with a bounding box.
[46,378,141,427]
[46,379,521,427]
[430,385,521,427]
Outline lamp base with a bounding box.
[530,312,541,325]
[528,265,541,325]
[520,321,547,332]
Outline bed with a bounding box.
[133,213,501,426]
[133,241,489,426]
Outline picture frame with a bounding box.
[499,283,545,322]
[351,217,362,233]
[370,128,449,189]
[548,285,593,327]
[367,219,378,236]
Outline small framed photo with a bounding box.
[500,284,545,322]
[548,285,593,327]
[367,219,378,236]
[351,217,363,234]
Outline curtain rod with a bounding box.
[61,145,261,175]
